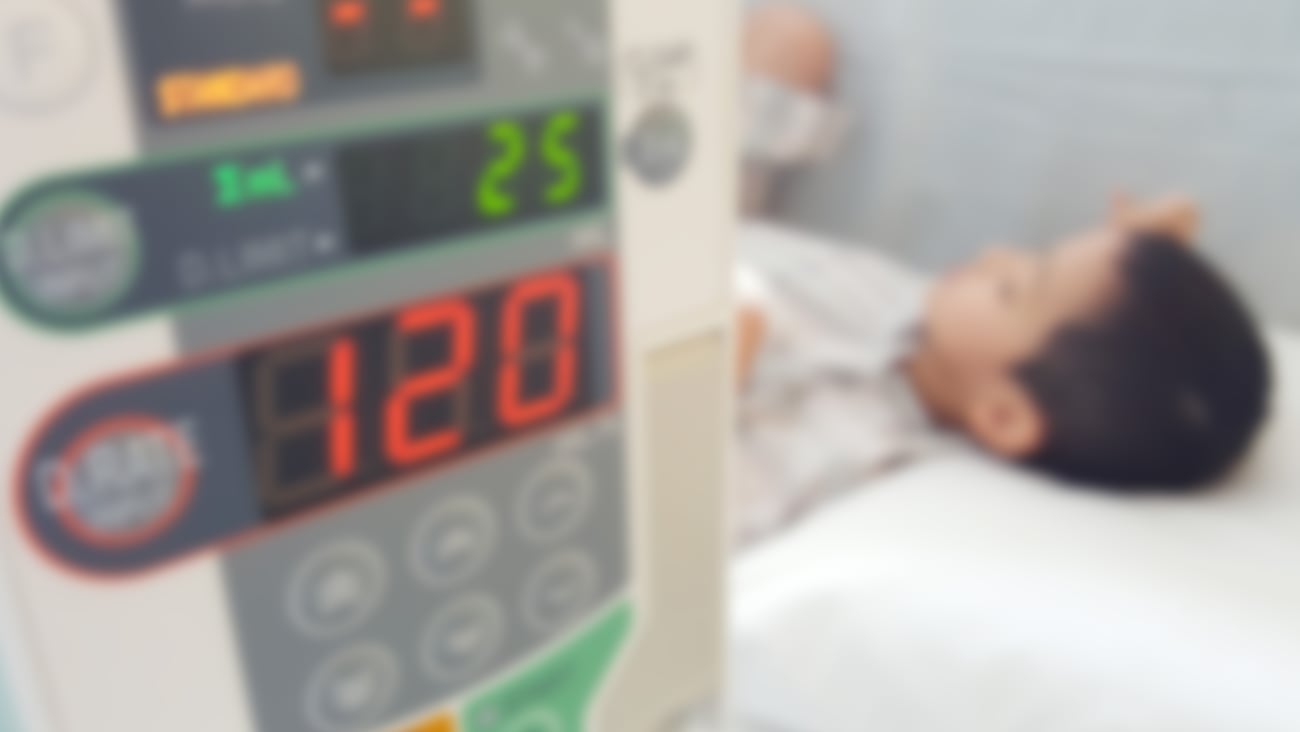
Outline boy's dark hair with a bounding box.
[1016,232,1271,490]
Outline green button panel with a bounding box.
[467,603,631,732]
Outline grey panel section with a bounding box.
[0,101,608,329]
[119,0,474,131]
[172,220,612,353]
[584,259,616,407]
[222,415,628,732]
[18,362,260,575]
[123,0,610,153]
[0,144,346,327]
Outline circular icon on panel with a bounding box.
[407,496,497,589]
[0,0,95,113]
[50,415,196,550]
[420,594,506,684]
[504,708,566,732]
[516,459,594,544]
[522,552,599,634]
[304,643,400,732]
[287,539,389,640]
[623,103,693,187]
[1,191,140,320]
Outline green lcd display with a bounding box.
[338,105,605,254]
[0,102,607,330]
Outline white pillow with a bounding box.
[728,329,1300,732]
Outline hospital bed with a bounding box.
[729,223,1300,732]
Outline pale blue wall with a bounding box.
[0,655,18,730]
[764,0,1300,324]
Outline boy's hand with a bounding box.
[1110,192,1201,245]
[736,304,767,388]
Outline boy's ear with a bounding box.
[962,380,1046,460]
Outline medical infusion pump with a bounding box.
[0,1,735,730]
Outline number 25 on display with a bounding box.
[477,111,586,219]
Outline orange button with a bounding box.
[401,713,456,732]
[408,0,443,20]
[156,60,302,121]
[330,0,370,28]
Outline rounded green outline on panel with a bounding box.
[466,602,633,732]
[0,92,612,336]
[0,189,142,323]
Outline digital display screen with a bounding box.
[19,260,616,574]
[122,0,489,125]
[238,262,613,517]
[319,0,474,76]
[338,106,605,253]
[0,102,608,328]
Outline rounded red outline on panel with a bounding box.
[12,254,622,582]
[49,414,198,551]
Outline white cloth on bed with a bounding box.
[734,224,954,546]
[729,443,1300,732]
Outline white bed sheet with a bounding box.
[729,325,1300,731]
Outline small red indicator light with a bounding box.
[407,0,442,21]
[330,0,370,28]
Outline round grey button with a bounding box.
[523,552,599,633]
[2,191,140,319]
[304,643,400,732]
[56,417,193,547]
[516,460,594,543]
[623,104,693,187]
[408,497,497,588]
[420,594,505,683]
[286,540,388,639]
[0,0,94,112]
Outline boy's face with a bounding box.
[917,195,1198,458]
[915,226,1128,460]
[923,226,1126,396]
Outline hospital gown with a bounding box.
[735,225,955,546]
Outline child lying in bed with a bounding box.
[735,195,1270,544]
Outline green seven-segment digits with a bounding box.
[477,120,528,219]
[477,111,587,220]
[543,111,584,206]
